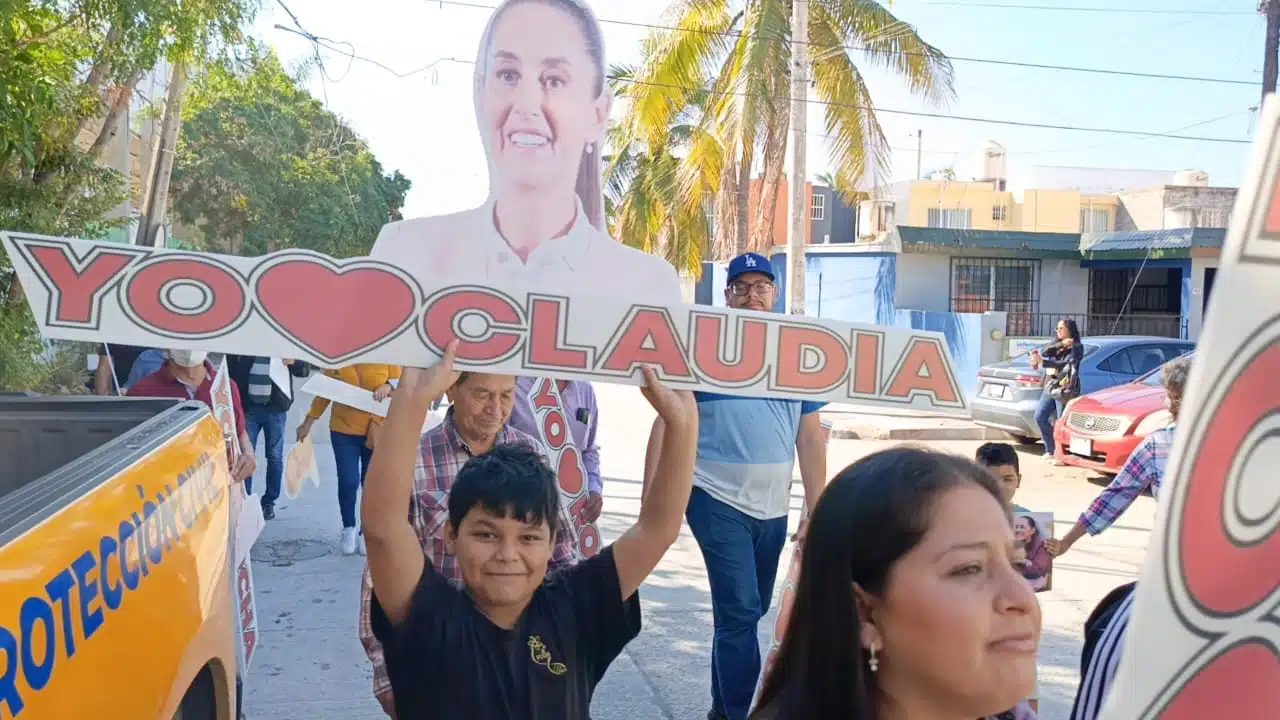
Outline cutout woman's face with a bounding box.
[1014,516,1034,545]
[865,485,1040,718]
[479,3,609,194]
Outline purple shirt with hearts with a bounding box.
[509,377,603,495]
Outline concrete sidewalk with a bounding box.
[822,402,1007,442]
[238,384,1146,720]
[243,403,698,719]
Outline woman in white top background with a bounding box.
[371,0,683,306]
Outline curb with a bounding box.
[830,425,1010,442]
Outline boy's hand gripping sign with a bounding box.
[0,234,968,414]
[1100,97,1280,719]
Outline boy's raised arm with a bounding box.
[362,342,460,627]
[612,369,698,600]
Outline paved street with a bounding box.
[243,384,1157,720]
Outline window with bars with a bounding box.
[1194,208,1228,228]
[950,258,1041,331]
[811,193,826,221]
[992,205,1007,222]
[927,208,972,229]
[1080,208,1111,233]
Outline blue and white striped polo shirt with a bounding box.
[692,392,825,520]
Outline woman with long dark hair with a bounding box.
[751,447,1041,720]
[369,0,682,305]
[1031,318,1083,463]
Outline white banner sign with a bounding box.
[1100,97,1280,719]
[301,373,390,417]
[0,233,968,414]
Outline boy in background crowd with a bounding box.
[975,441,1038,715]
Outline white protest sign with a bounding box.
[301,373,390,417]
[213,359,262,676]
[210,358,241,464]
[0,234,967,415]
[284,436,320,500]
[1099,97,1280,719]
[235,552,259,673]
[268,358,292,400]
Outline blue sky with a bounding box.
[254,0,1264,218]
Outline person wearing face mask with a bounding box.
[645,252,828,720]
[750,447,1042,720]
[127,349,257,484]
[368,0,682,307]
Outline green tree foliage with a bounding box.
[0,0,258,391]
[171,43,411,258]
[613,0,954,259]
[604,63,716,279]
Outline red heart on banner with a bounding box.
[1156,642,1280,719]
[254,257,418,364]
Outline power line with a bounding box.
[866,109,1256,157]
[622,77,1254,145]
[430,0,1258,86]
[919,1,1254,14]
[273,18,1253,145]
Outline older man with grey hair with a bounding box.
[1047,353,1192,557]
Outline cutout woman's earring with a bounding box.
[868,646,880,673]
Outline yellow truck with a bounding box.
[0,394,244,719]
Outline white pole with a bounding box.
[787,0,809,315]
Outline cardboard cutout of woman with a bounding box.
[370,0,683,306]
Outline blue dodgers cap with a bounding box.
[726,252,774,283]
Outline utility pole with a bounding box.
[786,0,809,316]
[1265,1,1280,101]
[915,130,923,180]
[137,60,187,247]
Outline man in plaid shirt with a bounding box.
[358,371,579,716]
[1047,355,1191,558]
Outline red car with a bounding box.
[1052,352,1193,474]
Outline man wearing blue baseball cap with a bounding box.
[644,252,828,720]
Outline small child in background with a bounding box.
[977,442,1029,512]
[976,442,1040,717]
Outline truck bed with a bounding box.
[0,395,204,539]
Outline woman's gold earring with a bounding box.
[868,646,880,673]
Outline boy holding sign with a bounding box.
[361,343,698,719]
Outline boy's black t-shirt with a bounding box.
[369,545,641,720]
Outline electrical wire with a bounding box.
[918,1,1254,15]
[429,0,1259,86]
[620,77,1254,144]
[271,28,1253,146]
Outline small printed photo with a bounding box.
[1013,511,1054,592]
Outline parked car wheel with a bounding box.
[1008,433,1040,445]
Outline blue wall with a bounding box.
[700,253,984,400]
[769,252,896,326]
[894,310,982,400]
[831,200,857,243]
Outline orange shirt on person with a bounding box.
[306,364,402,437]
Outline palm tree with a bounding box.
[614,0,954,260]
[604,62,721,278]
[816,170,868,205]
